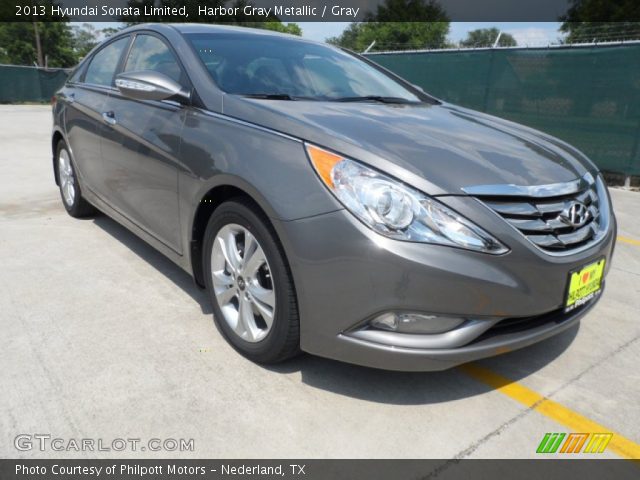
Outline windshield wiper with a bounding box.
[333,95,415,104]
[242,93,297,100]
[242,93,319,101]
[241,93,414,103]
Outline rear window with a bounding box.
[84,36,129,87]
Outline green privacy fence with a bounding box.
[0,64,70,103]
[1,45,639,175]
[367,44,640,176]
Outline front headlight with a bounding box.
[306,144,508,254]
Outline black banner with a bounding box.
[3,0,640,22]
[1,460,639,480]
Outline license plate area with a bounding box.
[565,258,605,313]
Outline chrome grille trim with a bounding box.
[467,173,611,256]
[461,172,595,198]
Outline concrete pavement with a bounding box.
[1,106,638,459]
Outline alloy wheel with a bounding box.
[58,149,76,206]
[211,223,276,342]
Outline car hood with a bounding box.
[223,98,594,195]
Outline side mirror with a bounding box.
[411,83,426,93]
[115,70,190,103]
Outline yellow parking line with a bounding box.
[458,363,640,459]
[618,235,640,246]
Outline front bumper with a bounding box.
[275,199,616,371]
[335,301,595,371]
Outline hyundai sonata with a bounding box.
[52,24,615,370]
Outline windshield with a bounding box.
[186,32,422,102]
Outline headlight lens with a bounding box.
[306,144,508,254]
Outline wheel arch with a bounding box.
[189,179,288,289]
[51,129,66,186]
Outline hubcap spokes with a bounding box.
[211,224,275,343]
[58,150,75,206]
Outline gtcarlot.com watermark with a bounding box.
[15,434,195,452]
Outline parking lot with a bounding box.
[1,105,639,460]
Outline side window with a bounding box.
[124,35,182,83]
[84,37,129,87]
[67,66,83,84]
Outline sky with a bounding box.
[449,22,562,46]
[84,22,563,46]
[300,22,563,45]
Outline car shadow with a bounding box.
[265,324,580,405]
[92,215,213,315]
[91,213,580,405]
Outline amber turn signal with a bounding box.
[305,144,343,188]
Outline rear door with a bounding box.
[100,33,187,253]
[63,35,131,196]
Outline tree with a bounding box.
[71,24,125,59]
[0,20,76,67]
[249,22,302,36]
[560,1,640,42]
[72,23,101,60]
[121,0,302,36]
[101,27,123,39]
[328,22,450,51]
[373,0,448,21]
[327,0,450,51]
[460,28,517,48]
[0,0,77,67]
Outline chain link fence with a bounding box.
[0,64,70,103]
[367,43,640,177]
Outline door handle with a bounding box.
[67,93,75,104]
[101,111,116,125]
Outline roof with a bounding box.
[119,23,325,47]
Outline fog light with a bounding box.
[370,313,398,331]
[370,312,466,334]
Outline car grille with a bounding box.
[464,174,606,254]
[472,302,590,343]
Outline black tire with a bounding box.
[203,198,300,364]
[55,140,97,218]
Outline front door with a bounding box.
[99,33,187,253]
